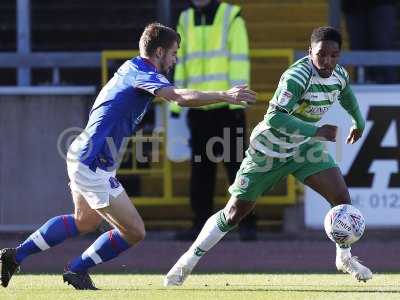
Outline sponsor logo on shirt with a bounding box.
[306,106,330,115]
[277,90,293,106]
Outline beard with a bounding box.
[318,68,333,78]
[160,65,170,76]
[159,55,171,76]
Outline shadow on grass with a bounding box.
[102,285,400,293]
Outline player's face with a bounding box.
[309,40,340,78]
[160,41,179,75]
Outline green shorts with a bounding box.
[228,139,337,201]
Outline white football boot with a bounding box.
[164,252,198,286]
[336,255,373,282]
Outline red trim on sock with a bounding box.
[108,230,121,253]
[62,215,72,237]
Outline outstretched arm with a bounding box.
[156,85,256,108]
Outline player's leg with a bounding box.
[304,167,351,205]
[0,191,101,288]
[165,151,278,286]
[15,191,102,263]
[303,167,372,282]
[164,196,255,286]
[71,191,104,233]
[65,190,144,277]
[222,109,257,241]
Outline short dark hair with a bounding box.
[139,23,181,56]
[310,26,342,49]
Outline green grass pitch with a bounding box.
[1,273,400,300]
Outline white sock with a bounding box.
[181,210,230,269]
[336,244,351,260]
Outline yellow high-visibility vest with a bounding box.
[171,2,250,113]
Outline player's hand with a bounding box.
[346,126,363,144]
[314,124,338,142]
[224,85,257,106]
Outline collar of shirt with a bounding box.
[139,56,158,72]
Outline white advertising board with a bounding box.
[305,85,400,228]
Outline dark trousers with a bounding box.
[187,107,256,230]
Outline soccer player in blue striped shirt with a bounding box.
[0,23,256,290]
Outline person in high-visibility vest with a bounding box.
[172,0,257,241]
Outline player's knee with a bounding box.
[75,219,101,234]
[124,230,146,245]
[226,207,248,226]
[74,215,101,234]
[224,196,255,226]
[330,191,351,206]
[120,223,146,244]
[133,226,146,242]
[225,197,254,226]
[226,215,241,226]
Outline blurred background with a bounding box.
[0,0,399,273]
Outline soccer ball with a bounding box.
[324,204,365,246]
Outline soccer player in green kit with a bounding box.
[165,26,372,285]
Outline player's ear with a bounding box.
[308,46,312,56]
[155,47,165,59]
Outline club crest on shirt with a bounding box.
[277,89,293,106]
[109,177,120,189]
[237,175,249,189]
[328,90,340,103]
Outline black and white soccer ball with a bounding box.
[324,204,365,246]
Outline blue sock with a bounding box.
[15,215,79,264]
[68,229,131,273]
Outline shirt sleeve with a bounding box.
[339,84,365,131]
[134,71,173,95]
[269,70,306,113]
[265,110,319,137]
